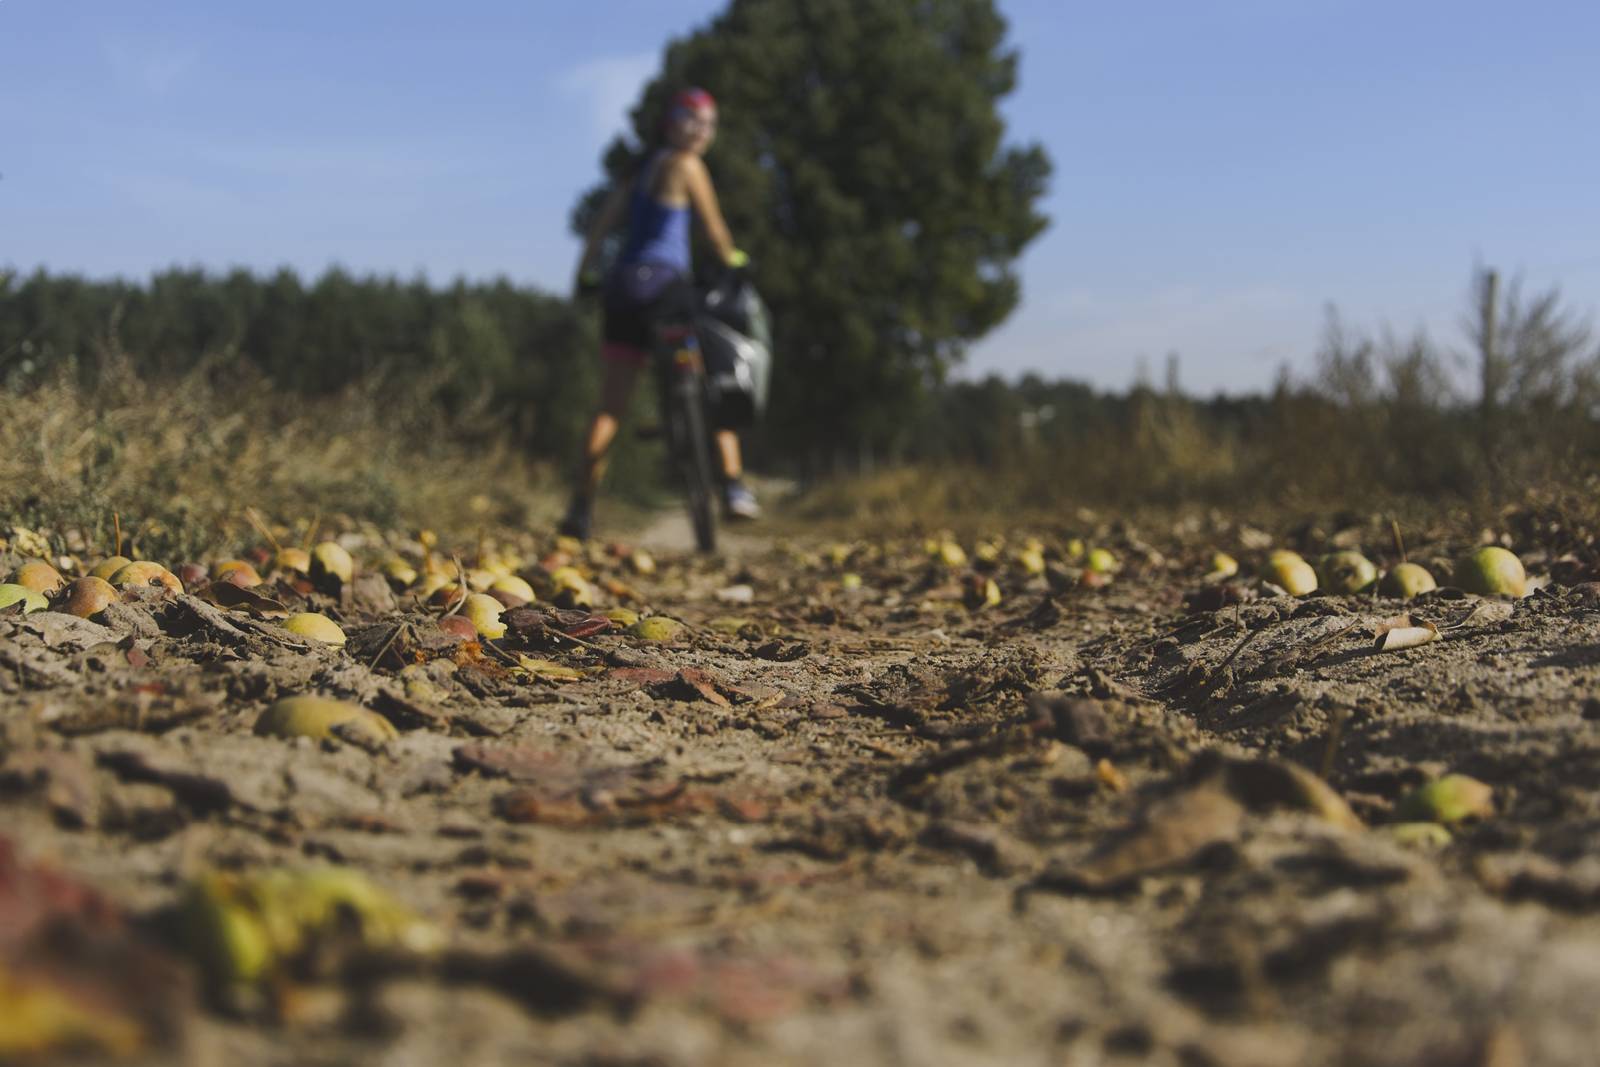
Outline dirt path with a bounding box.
[5,519,1600,1065]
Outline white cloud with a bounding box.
[556,53,657,148]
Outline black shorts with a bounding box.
[603,262,696,352]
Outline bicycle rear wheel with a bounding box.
[667,372,718,553]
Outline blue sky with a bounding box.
[3,1,1597,394]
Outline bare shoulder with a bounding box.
[663,150,709,180]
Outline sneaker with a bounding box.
[557,496,593,541]
[724,479,761,521]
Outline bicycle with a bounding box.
[650,315,720,553]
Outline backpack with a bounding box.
[697,274,773,429]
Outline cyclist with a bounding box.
[561,86,758,541]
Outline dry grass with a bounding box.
[0,356,565,561]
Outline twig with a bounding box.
[1320,706,1349,780]
[1261,619,1364,675]
[113,511,123,558]
[549,628,605,654]
[439,556,468,618]
[367,620,411,670]
[479,638,519,667]
[243,507,282,552]
[302,512,321,550]
[1193,624,1265,700]
[1391,518,1407,564]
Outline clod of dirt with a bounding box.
[1028,691,1113,755]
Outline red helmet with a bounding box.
[665,87,717,130]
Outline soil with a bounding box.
[5,512,1600,1066]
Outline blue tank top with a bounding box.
[617,154,692,272]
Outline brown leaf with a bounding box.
[453,743,567,782]
[1038,785,1244,893]
[649,668,733,708]
[195,580,290,617]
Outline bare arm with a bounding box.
[681,155,738,265]
[577,181,630,277]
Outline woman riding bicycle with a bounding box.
[561,86,758,542]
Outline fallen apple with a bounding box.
[489,575,537,605]
[254,696,396,745]
[11,559,65,595]
[1454,546,1526,597]
[1206,552,1239,580]
[1378,562,1437,599]
[310,541,353,587]
[89,555,133,581]
[282,612,347,646]
[1085,548,1119,575]
[1264,551,1317,596]
[212,560,264,588]
[109,561,183,596]
[1319,550,1377,594]
[273,547,311,575]
[0,583,48,614]
[461,593,507,639]
[58,576,118,619]
[628,616,684,641]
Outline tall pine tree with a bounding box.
[572,0,1051,469]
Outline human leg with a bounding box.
[715,429,760,520]
[561,350,643,539]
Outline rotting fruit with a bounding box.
[628,616,685,642]
[1085,548,1119,575]
[488,575,536,606]
[1379,562,1437,599]
[11,560,65,595]
[310,542,354,587]
[1395,774,1494,824]
[461,593,507,639]
[274,547,312,575]
[254,696,397,745]
[0,583,48,614]
[109,561,184,596]
[1206,552,1239,580]
[1454,546,1526,597]
[213,560,264,588]
[282,612,347,646]
[89,555,132,581]
[58,576,118,619]
[1263,551,1317,596]
[1319,550,1377,595]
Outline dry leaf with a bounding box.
[514,655,586,682]
[1374,618,1439,652]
